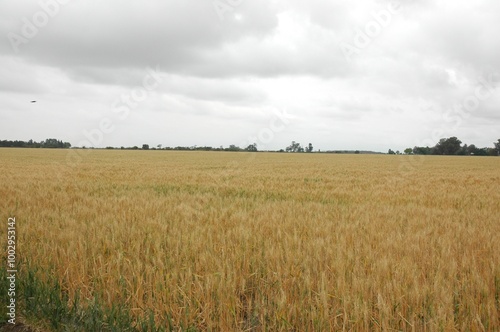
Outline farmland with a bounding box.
[1,148,499,330]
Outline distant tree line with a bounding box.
[104,143,260,152]
[109,141,314,152]
[5,137,498,156]
[398,137,500,156]
[0,138,71,148]
[279,141,313,153]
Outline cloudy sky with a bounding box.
[1,0,499,152]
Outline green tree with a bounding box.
[466,144,477,155]
[142,144,149,150]
[245,143,257,152]
[42,138,63,148]
[494,139,500,156]
[388,149,396,155]
[227,145,241,151]
[433,137,462,155]
[413,146,432,155]
[305,143,313,153]
[404,148,413,155]
[286,141,303,153]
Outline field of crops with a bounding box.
[1,148,499,330]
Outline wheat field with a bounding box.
[1,148,499,330]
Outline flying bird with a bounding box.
[30,101,37,103]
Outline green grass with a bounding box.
[0,262,182,331]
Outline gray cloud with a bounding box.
[0,0,499,151]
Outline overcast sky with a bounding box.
[1,0,499,152]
